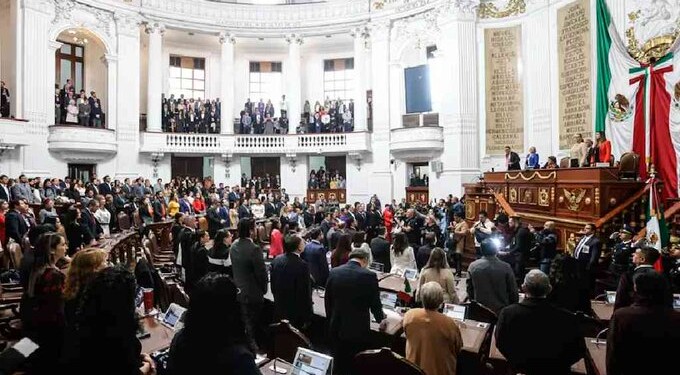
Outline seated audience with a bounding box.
[543,155,559,169]
[467,238,519,314]
[416,248,458,304]
[167,273,261,375]
[606,271,680,375]
[271,235,313,330]
[496,270,585,375]
[403,282,463,375]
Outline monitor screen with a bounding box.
[403,268,418,280]
[291,347,333,375]
[369,262,384,273]
[444,304,467,321]
[162,303,186,329]
[606,291,616,305]
[380,291,398,310]
[673,295,680,309]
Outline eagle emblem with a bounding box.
[649,231,660,246]
[563,188,586,211]
[608,94,634,122]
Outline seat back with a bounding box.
[354,348,425,375]
[118,212,131,230]
[465,300,498,325]
[7,242,22,270]
[133,211,142,228]
[559,157,570,168]
[619,152,640,179]
[267,320,312,364]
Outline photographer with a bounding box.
[470,210,495,259]
[530,221,558,274]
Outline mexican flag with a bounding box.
[596,0,680,200]
[646,177,669,271]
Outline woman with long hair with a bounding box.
[20,232,67,373]
[595,131,612,164]
[39,197,59,225]
[390,232,416,274]
[351,231,373,264]
[208,229,233,276]
[331,233,352,268]
[167,273,260,374]
[383,204,394,242]
[168,193,180,217]
[416,248,458,304]
[63,248,108,323]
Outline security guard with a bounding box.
[609,225,635,280]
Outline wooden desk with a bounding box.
[378,274,418,294]
[582,338,607,375]
[591,301,614,321]
[140,316,175,354]
[259,358,293,375]
[400,318,490,355]
[489,327,587,374]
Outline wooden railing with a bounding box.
[595,184,650,229]
[492,191,516,217]
[634,198,680,240]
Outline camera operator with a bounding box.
[529,221,558,274]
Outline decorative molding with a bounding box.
[100,53,118,66]
[114,12,142,37]
[478,0,526,19]
[285,34,304,45]
[48,40,63,51]
[144,21,165,36]
[218,31,235,44]
[53,0,77,24]
[451,0,481,13]
[625,2,680,64]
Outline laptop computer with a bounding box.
[606,291,616,305]
[673,294,680,310]
[380,291,398,310]
[291,347,333,375]
[403,268,418,281]
[369,262,385,273]
[443,303,467,321]
[160,303,187,331]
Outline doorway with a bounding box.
[171,156,203,179]
[68,163,96,182]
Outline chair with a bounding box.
[559,157,570,169]
[132,211,143,229]
[354,347,425,375]
[619,152,640,179]
[6,242,22,271]
[266,320,312,364]
[464,300,498,325]
[118,212,131,231]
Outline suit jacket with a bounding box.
[230,238,268,305]
[613,266,673,310]
[80,209,102,240]
[5,210,28,244]
[98,183,112,196]
[507,152,521,171]
[369,236,391,272]
[325,260,385,342]
[0,184,10,202]
[607,302,680,375]
[301,240,329,287]
[416,244,435,271]
[496,298,585,375]
[270,253,313,328]
[10,183,34,203]
[573,235,601,272]
[507,226,532,260]
[237,205,250,219]
[206,207,223,238]
[152,199,166,222]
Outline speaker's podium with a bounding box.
[463,167,646,250]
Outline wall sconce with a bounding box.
[221,153,232,179]
[287,153,298,173]
[150,152,164,178]
[349,152,364,171]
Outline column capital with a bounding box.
[48,40,63,52]
[285,34,303,45]
[100,54,118,67]
[350,26,370,40]
[219,31,236,44]
[144,22,165,36]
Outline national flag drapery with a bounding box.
[597,0,680,200]
[646,176,669,271]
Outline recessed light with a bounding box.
[188,32,194,36]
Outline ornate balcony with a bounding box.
[47,125,117,162]
[0,118,29,149]
[139,131,372,155]
[390,125,444,162]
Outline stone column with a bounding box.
[351,27,368,131]
[101,54,118,131]
[286,34,302,133]
[145,22,164,132]
[219,31,235,134]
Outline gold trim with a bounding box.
[625,28,677,64]
[517,212,588,227]
[479,0,526,19]
[538,188,550,207]
[509,188,518,203]
[563,188,586,211]
[504,171,557,181]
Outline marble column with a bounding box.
[219,31,235,134]
[101,54,118,131]
[286,34,302,133]
[351,27,367,131]
[145,22,164,132]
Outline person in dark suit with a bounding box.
[613,247,672,310]
[237,200,250,220]
[503,216,533,282]
[416,232,436,271]
[607,271,680,375]
[152,192,167,222]
[5,199,29,244]
[230,218,268,350]
[572,223,601,294]
[0,175,11,202]
[271,235,313,330]
[98,176,113,196]
[505,146,521,171]
[80,200,103,241]
[369,226,391,272]
[206,199,225,238]
[325,247,387,374]
[496,270,585,375]
[301,228,329,288]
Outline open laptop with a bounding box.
[606,291,616,305]
[369,262,385,273]
[291,347,333,375]
[159,303,187,331]
[443,303,467,321]
[403,268,418,281]
[372,291,400,322]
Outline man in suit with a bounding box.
[206,199,225,238]
[0,80,10,118]
[230,218,268,350]
[502,216,533,282]
[369,226,391,273]
[607,271,680,375]
[0,175,11,202]
[496,270,585,375]
[573,223,601,294]
[467,238,519,314]
[152,191,167,222]
[614,247,672,310]
[80,199,103,241]
[504,146,521,171]
[271,235,313,330]
[88,91,103,127]
[416,232,436,271]
[98,175,113,196]
[325,247,387,374]
[302,228,329,288]
[10,175,34,204]
[5,199,30,244]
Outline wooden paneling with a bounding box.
[405,187,429,205]
[307,189,346,204]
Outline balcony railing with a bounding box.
[140,131,371,155]
[47,125,117,161]
[0,118,29,148]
